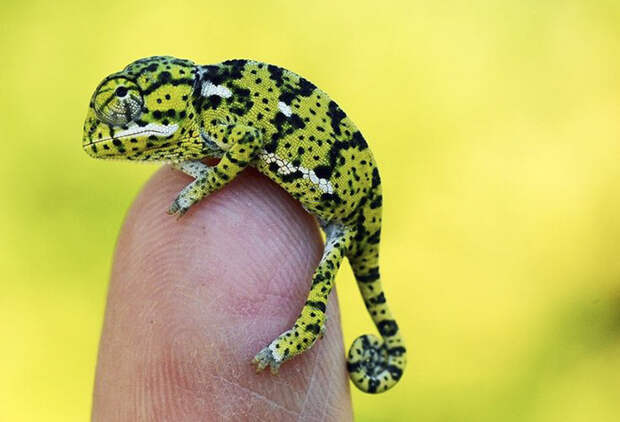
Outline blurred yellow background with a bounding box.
[1,0,619,420]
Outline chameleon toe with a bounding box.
[253,346,282,375]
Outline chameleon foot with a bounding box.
[167,197,189,218]
[252,346,283,375]
[167,173,212,219]
[167,185,205,218]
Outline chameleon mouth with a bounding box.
[86,122,179,145]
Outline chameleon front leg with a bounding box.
[253,224,353,374]
[168,124,262,217]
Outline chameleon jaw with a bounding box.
[114,122,179,139]
[83,122,182,160]
[89,122,180,145]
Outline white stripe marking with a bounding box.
[278,101,292,117]
[201,81,232,98]
[114,122,179,139]
[260,151,334,194]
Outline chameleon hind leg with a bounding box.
[253,223,353,373]
[346,245,407,393]
[168,124,262,217]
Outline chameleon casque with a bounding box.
[83,56,406,393]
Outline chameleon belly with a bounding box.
[83,56,406,394]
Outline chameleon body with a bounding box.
[83,56,406,393]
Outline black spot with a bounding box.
[369,292,386,305]
[313,165,332,179]
[371,167,381,188]
[356,267,380,283]
[306,300,326,313]
[204,95,222,110]
[158,71,172,82]
[279,91,296,104]
[326,101,346,135]
[290,114,305,129]
[221,59,247,79]
[386,365,403,381]
[267,64,284,86]
[367,378,380,394]
[298,77,316,95]
[305,324,321,334]
[279,170,304,183]
[387,346,406,357]
[367,229,381,245]
[320,192,342,204]
[351,131,368,150]
[377,320,399,337]
[263,140,277,153]
[369,195,382,209]
[346,361,361,372]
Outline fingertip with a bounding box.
[93,167,352,421]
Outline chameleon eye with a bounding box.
[93,78,143,126]
[115,86,128,98]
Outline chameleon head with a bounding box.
[83,56,200,161]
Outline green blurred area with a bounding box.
[1,0,619,420]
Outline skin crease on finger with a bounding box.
[91,165,354,421]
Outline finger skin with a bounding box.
[91,166,353,421]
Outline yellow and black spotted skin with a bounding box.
[83,56,406,393]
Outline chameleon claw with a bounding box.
[252,357,266,373]
[167,198,189,219]
[252,346,282,375]
[167,199,180,214]
[319,315,328,340]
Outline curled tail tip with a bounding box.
[346,333,407,394]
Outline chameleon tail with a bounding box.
[347,253,407,393]
[346,188,407,393]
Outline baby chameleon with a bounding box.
[83,56,406,393]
